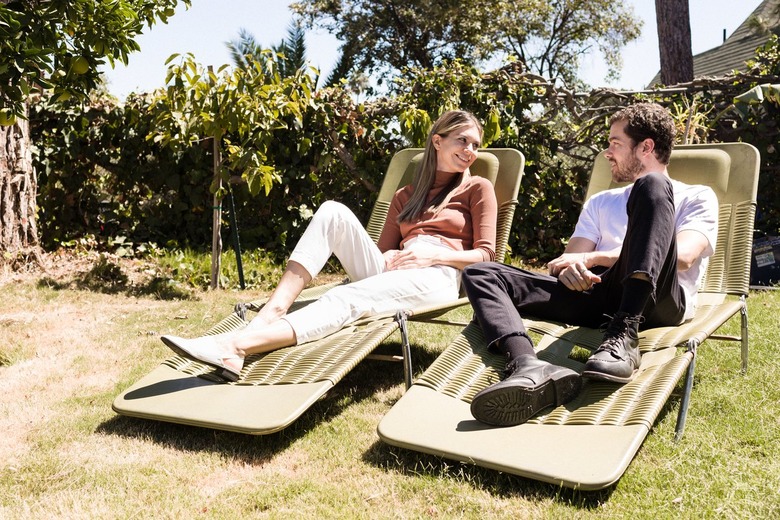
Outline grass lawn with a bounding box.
[1,255,779,518]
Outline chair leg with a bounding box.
[234,302,248,321]
[395,311,413,390]
[740,296,749,374]
[675,340,698,442]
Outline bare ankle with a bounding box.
[257,302,287,323]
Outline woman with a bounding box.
[162,109,498,381]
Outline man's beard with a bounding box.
[612,153,644,182]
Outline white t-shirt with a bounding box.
[572,177,719,320]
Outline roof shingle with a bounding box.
[648,0,778,87]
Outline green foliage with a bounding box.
[30,91,215,250]
[30,37,780,267]
[152,247,288,291]
[729,36,780,235]
[0,0,190,121]
[291,0,641,87]
[31,52,402,259]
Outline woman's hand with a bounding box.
[385,248,439,270]
[383,249,400,268]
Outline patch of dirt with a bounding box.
[0,248,345,471]
[0,249,159,288]
[0,297,168,467]
[0,249,184,467]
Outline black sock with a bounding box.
[500,332,535,362]
[619,277,653,317]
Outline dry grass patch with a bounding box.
[1,254,779,517]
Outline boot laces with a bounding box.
[503,357,523,379]
[598,313,643,356]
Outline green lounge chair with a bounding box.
[377,142,760,490]
[112,148,525,435]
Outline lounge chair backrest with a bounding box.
[365,148,525,262]
[586,143,760,296]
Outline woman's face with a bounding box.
[432,123,482,173]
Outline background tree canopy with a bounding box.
[6,0,780,279]
[0,0,190,259]
[0,0,189,121]
[291,0,642,88]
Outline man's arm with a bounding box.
[676,229,710,271]
[547,237,621,275]
[547,237,605,291]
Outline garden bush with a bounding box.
[31,40,780,266]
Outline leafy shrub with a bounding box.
[30,47,780,271]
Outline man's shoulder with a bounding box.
[590,184,632,203]
[670,179,718,202]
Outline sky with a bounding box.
[100,0,765,100]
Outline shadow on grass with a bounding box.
[37,255,194,300]
[363,437,617,507]
[97,339,414,463]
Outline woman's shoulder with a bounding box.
[393,183,415,197]
[463,174,494,191]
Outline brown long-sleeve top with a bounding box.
[377,170,497,262]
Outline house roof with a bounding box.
[647,0,779,87]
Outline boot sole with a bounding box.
[581,369,637,384]
[161,336,239,383]
[470,371,582,427]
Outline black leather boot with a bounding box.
[470,354,582,427]
[582,312,643,384]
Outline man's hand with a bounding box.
[547,252,587,277]
[547,253,601,292]
[558,262,601,291]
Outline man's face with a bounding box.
[605,120,645,183]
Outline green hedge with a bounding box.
[30,42,780,263]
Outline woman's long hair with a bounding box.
[397,110,483,223]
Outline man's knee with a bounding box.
[463,261,498,282]
[316,200,348,217]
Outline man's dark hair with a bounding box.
[609,103,677,164]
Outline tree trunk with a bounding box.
[655,0,694,85]
[0,103,41,262]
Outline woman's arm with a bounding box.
[467,178,498,262]
[385,247,487,271]
[377,187,407,253]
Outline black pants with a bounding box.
[462,173,686,353]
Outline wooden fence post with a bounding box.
[210,135,222,289]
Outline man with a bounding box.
[462,102,718,427]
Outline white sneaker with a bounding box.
[161,335,243,382]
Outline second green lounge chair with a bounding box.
[377,142,760,490]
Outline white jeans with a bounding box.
[282,201,460,344]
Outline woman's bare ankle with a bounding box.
[256,302,288,324]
